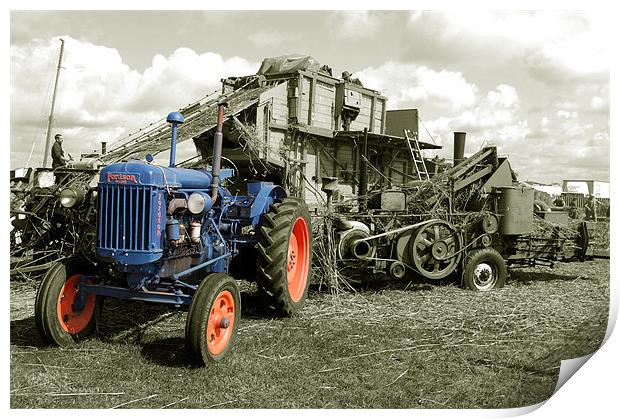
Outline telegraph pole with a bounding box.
[42,38,65,167]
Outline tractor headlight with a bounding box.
[59,187,85,208]
[37,171,56,188]
[188,192,213,214]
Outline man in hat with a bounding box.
[51,133,67,168]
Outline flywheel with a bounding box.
[409,220,462,280]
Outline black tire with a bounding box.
[35,257,100,346]
[185,273,241,365]
[255,197,312,316]
[463,248,507,291]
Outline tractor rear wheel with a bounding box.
[185,273,240,365]
[255,197,312,316]
[35,257,100,346]
[463,248,507,291]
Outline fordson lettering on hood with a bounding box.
[107,173,138,184]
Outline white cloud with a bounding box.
[328,11,382,39]
[486,85,519,108]
[248,30,297,48]
[557,110,578,120]
[590,95,608,112]
[10,37,259,167]
[428,84,522,136]
[408,11,608,79]
[356,62,477,112]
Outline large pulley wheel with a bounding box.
[255,197,312,316]
[463,248,507,291]
[35,257,100,346]
[185,273,241,365]
[410,220,461,280]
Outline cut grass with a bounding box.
[10,259,609,408]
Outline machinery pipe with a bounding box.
[166,111,185,167]
[211,103,227,201]
[358,127,369,202]
[169,124,178,167]
[453,132,466,166]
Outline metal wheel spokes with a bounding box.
[411,221,461,280]
[472,263,497,290]
[206,290,235,356]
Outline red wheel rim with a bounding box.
[57,274,96,334]
[206,290,235,355]
[287,217,310,303]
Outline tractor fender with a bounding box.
[249,183,287,227]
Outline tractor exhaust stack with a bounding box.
[211,103,227,201]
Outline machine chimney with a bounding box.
[453,132,466,166]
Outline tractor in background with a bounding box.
[34,104,312,365]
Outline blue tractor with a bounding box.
[35,104,313,364]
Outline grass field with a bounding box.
[10,259,609,409]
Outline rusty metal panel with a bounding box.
[481,159,513,193]
[385,109,419,137]
[368,190,406,211]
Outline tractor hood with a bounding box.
[99,159,233,190]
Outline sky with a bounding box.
[9,9,610,184]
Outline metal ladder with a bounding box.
[404,129,430,181]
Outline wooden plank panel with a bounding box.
[373,99,385,134]
[313,80,335,130]
[300,76,311,115]
[267,130,285,165]
[349,94,373,131]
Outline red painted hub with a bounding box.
[287,217,310,303]
[206,290,235,355]
[57,274,96,334]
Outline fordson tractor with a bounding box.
[34,104,313,365]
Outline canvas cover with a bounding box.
[257,54,322,75]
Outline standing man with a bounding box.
[584,195,598,221]
[51,133,67,168]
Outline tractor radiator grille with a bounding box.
[98,184,154,251]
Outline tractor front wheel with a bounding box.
[35,257,100,346]
[185,273,241,365]
[255,197,312,316]
[463,248,507,291]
